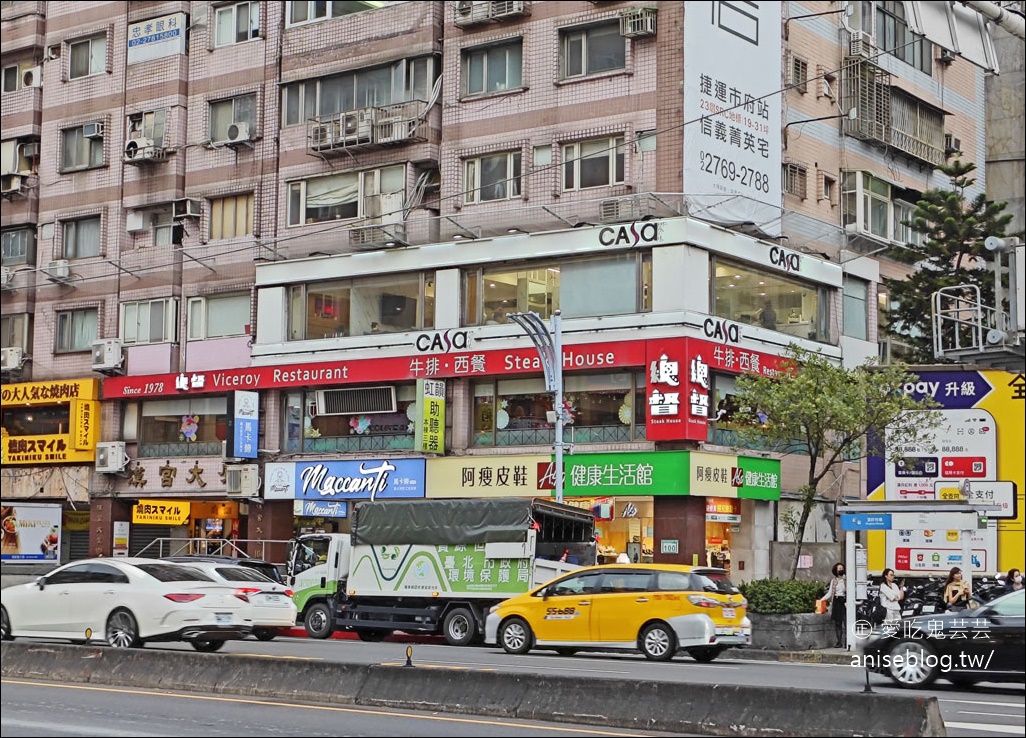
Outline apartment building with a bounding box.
[1,1,1000,578]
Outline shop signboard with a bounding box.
[706,497,741,523]
[226,390,259,459]
[645,338,692,441]
[294,458,426,501]
[560,451,690,497]
[1,503,61,561]
[64,510,91,531]
[1,379,100,465]
[133,499,191,525]
[112,521,130,557]
[426,455,550,498]
[127,12,187,64]
[294,499,348,518]
[414,379,446,454]
[688,451,781,500]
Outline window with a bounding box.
[843,276,869,341]
[281,56,436,126]
[120,298,178,345]
[288,272,433,340]
[1,312,31,352]
[1,139,40,175]
[209,193,254,240]
[69,35,106,79]
[563,137,625,191]
[62,216,101,259]
[209,94,255,142]
[819,173,837,205]
[783,162,807,199]
[295,384,416,452]
[713,258,830,343]
[874,0,932,74]
[126,109,166,148]
[137,396,227,457]
[188,293,250,339]
[215,1,260,46]
[56,308,98,352]
[841,171,922,244]
[1,227,35,266]
[892,200,920,247]
[153,210,175,247]
[561,23,625,79]
[791,55,808,94]
[286,0,382,25]
[464,151,521,204]
[464,252,651,325]
[463,40,522,96]
[2,61,35,93]
[61,125,104,171]
[287,165,403,226]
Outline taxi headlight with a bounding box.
[488,604,500,614]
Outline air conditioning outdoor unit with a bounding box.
[124,137,158,161]
[619,7,656,37]
[19,142,40,159]
[95,441,128,473]
[0,174,23,196]
[225,121,251,144]
[21,66,42,88]
[349,223,407,249]
[172,198,201,219]
[226,464,261,497]
[83,122,104,139]
[944,133,962,157]
[455,0,526,25]
[0,347,23,371]
[375,118,412,144]
[45,259,71,282]
[0,266,14,290]
[341,110,375,145]
[91,338,125,373]
[310,121,338,150]
[599,198,640,223]
[848,31,874,58]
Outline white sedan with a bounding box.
[165,560,297,640]
[0,557,254,651]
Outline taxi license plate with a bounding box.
[715,626,736,635]
[215,612,232,625]
[722,607,736,619]
[264,594,281,603]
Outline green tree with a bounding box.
[883,159,1014,364]
[732,346,941,580]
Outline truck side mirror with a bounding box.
[36,576,46,590]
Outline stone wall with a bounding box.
[748,612,835,651]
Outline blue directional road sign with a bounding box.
[840,513,892,531]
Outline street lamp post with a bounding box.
[507,310,565,505]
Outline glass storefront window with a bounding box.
[288,272,434,340]
[712,258,830,343]
[472,372,646,447]
[463,253,651,325]
[138,397,228,457]
[299,384,416,453]
[1,405,71,436]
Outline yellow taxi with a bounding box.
[484,563,750,662]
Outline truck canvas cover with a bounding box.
[352,498,595,546]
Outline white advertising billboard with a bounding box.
[683,2,782,231]
[1,503,62,562]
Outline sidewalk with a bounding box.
[278,628,855,664]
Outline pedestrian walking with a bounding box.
[878,568,904,623]
[819,562,847,647]
[943,566,971,611]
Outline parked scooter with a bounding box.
[900,577,945,618]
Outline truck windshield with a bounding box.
[292,536,331,573]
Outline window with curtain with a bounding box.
[560,254,641,318]
[126,109,167,147]
[287,165,403,226]
[1,312,31,352]
[62,216,101,259]
[843,276,869,340]
[209,193,254,240]
[563,137,625,191]
[61,125,104,171]
[464,151,521,204]
[560,23,624,79]
[138,396,228,457]
[1,227,35,266]
[215,1,260,46]
[209,94,255,142]
[121,298,176,345]
[463,40,522,96]
[56,308,98,352]
[188,293,250,339]
[69,34,106,79]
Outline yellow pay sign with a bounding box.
[938,487,963,500]
[945,530,960,542]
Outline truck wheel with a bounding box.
[688,647,723,663]
[498,617,533,655]
[443,607,476,647]
[357,629,390,642]
[304,602,334,640]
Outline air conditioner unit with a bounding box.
[310,121,338,150]
[349,223,407,249]
[45,259,71,282]
[341,109,375,145]
[0,347,23,371]
[619,7,656,37]
[225,121,251,144]
[45,44,62,61]
[0,266,13,290]
[19,142,40,159]
[124,137,158,161]
[938,48,957,64]
[21,66,42,88]
[172,198,201,219]
[944,134,962,157]
[454,0,526,25]
[83,122,105,139]
[95,441,128,473]
[226,464,261,497]
[0,173,23,195]
[849,31,874,58]
[599,198,640,223]
[91,338,125,373]
[375,118,412,144]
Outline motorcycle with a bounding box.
[900,577,945,618]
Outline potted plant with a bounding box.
[738,578,834,651]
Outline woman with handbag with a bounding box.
[818,562,847,647]
[943,567,971,611]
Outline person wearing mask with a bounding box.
[879,568,904,623]
[943,566,971,611]
[819,562,847,647]
[1004,568,1022,593]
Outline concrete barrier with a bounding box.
[0,642,946,737]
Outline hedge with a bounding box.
[738,578,826,614]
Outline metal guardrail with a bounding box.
[134,537,292,567]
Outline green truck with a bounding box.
[286,497,597,645]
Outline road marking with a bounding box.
[957,711,1025,718]
[943,699,1025,709]
[945,722,1026,735]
